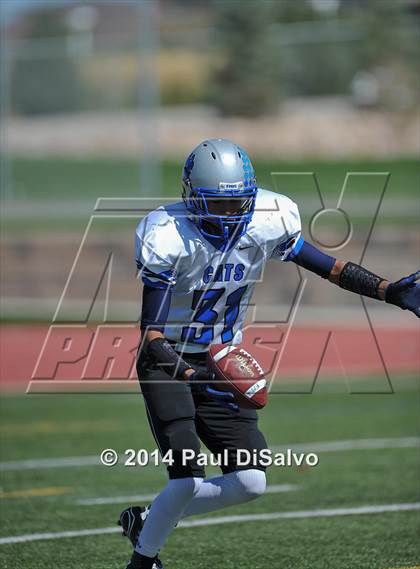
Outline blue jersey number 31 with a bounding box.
[181,285,248,345]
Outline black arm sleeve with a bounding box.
[141,285,191,379]
[141,285,172,333]
[291,240,336,279]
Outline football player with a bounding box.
[119,139,419,569]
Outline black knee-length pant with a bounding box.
[137,348,268,479]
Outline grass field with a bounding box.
[1,377,419,569]
[2,157,418,233]
[8,157,419,200]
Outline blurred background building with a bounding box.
[2,0,419,163]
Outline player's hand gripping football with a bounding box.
[385,271,420,317]
[187,369,239,411]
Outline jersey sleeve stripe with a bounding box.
[136,260,177,288]
[284,235,305,261]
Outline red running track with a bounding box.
[1,324,418,393]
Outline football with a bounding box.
[207,345,268,409]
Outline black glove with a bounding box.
[385,271,420,317]
[188,370,239,411]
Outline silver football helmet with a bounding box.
[182,138,257,243]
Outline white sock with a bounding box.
[181,469,266,518]
[136,477,203,558]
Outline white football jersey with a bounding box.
[135,188,302,353]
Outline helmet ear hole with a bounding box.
[211,152,216,160]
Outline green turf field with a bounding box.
[8,157,419,200]
[1,377,419,569]
[2,157,418,233]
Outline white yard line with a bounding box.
[1,437,417,472]
[0,456,100,471]
[76,484,298,506]
[0,502,418,545]
[76,492,157,506]
[178,502,420,528]
[271,436,420,454]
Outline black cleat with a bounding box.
[118,506,165,569]
[118,506,149,548]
